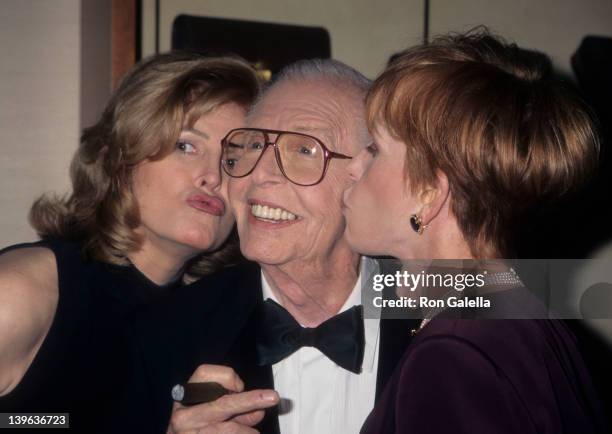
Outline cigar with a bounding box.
[171,382,231,406]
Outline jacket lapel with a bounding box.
[223,268,280,434]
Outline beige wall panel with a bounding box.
[142,0,424,78]
[0,0,111,248]
[429,0,612,75]
[0,0,81,246]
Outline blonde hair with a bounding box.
[30,52,260,275]
[368,28,599,257]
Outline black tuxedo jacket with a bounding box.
[114,261,420,434]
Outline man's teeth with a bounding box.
[251,204,297,221]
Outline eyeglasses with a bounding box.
[221,128,352,186]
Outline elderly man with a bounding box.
[120,59,419,434]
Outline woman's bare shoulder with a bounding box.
[0,246,59,395]
[0,246,58,300]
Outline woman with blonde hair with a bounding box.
[343,30,607,433]
[0,52,259,429]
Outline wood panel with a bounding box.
[111,0,137,89]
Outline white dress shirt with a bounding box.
[261,257,380,434]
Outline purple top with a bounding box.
[361,319,607,434]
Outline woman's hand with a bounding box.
[167,364,279,434]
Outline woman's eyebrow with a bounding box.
[181,128,210,139]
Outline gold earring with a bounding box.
[410,214,427,235]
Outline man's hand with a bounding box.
[167,365,279,434]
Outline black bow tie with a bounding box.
[255,299,365,374]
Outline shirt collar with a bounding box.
[260,256,381,373]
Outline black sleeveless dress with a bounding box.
[0,238,187,432]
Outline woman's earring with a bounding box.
[410,214,427,235]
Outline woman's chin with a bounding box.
[175,231,218,254]
[345,229,385,257]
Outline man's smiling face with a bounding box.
[228,79,366,266]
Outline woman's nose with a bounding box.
[196,159,222,190]
[347,149,367,182]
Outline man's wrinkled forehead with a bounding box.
[246,80,356,151]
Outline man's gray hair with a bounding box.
[249,58,372,147]
[270,58,371,95]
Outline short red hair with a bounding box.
[367,28,599,257]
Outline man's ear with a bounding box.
[419,170,450,226]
